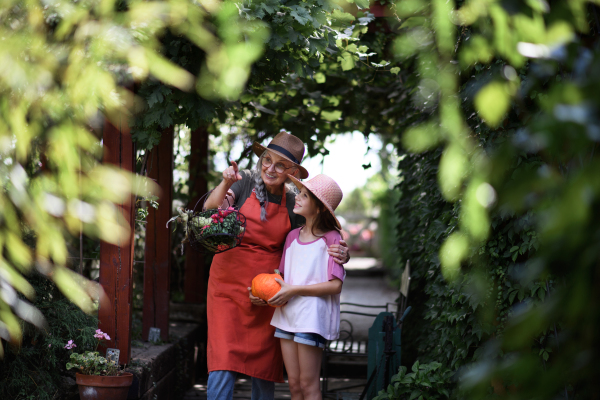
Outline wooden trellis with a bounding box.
[184,126,209,303]
[142,126,174,342]
[97,121,209,363]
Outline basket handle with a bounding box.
[193,189,234,212]
[193,191,212,213]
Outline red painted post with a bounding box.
[369,1,388,17]
[184,125,209,303]
[98,116,136,364]
[40,153,49,171]
[142,126,174,341]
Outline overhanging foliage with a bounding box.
[0,0,361,356]
[390,0,600,398]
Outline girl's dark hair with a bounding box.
[306,190,341,236]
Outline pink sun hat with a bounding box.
[287,174,344,229]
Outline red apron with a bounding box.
[207,190,291,382]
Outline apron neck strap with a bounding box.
[254,186,287,207]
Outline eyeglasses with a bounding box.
[262,156,296,174]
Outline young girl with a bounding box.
[268,174,345,400]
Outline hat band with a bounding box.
[267,144,300,164]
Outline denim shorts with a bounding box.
[274,328,327,349]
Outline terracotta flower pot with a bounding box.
[75,372,133,400]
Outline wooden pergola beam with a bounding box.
[184,125,209,303]
[98,117,136,364]
[142,126,174,341]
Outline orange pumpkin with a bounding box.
[251,269,282,307]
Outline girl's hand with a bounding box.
[223,160,242,186]
[267,279,295,307]
[248,287,267,306]
[328,239,350,265]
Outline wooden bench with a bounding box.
[321,261,411,398]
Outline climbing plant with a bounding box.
[213,12,411,160]
[396,148,545,371]
[390,0,600,398]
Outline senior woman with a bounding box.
[203,132,350,400]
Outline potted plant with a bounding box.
[65,329,133,400]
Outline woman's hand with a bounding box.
[223,160,242,186]
[267,279,296,307]
[248,287,268,306]
[204,161,242,210]
[328,239,350,265]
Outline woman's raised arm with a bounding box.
[204,161,242,210]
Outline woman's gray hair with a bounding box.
[254,152,269,221]
[254,151,300,222]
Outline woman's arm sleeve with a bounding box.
[229,170,252,205]
[326,232,346,282]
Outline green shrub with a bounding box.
[373,361,455,400]
[0,273,97,400]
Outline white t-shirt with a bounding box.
[270,227,346,340]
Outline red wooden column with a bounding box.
[99,116,136,364]
[184,125,209,303]
[142,127,174,341]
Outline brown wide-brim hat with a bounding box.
[252,132,309,179]
[288,174,344,230]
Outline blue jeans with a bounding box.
[207,370,275,400]
[274,328,327,349]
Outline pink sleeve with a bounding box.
[324,231,345,282]
[278,228,301,276]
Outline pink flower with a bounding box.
[227,207,235,211]
[64,340,76,349]
[219,218,224,223]
[94,329,110,341]
[48,344,52,348]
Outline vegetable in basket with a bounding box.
[167,206,246,254]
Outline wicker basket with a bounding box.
[187,209,246,253]
[186,192,246,254]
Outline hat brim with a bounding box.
[288,175,342,230]
[252,142,309,179]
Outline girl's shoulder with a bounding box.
[288,226,302,237]
[285,227,302,243]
